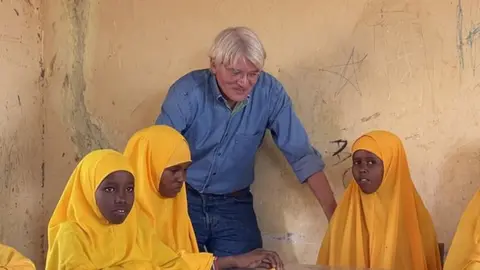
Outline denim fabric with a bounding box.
[155,69,325,194]
[186,184,262,257]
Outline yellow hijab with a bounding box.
[316,130,441,270]
[46,149,188,270]
[0,244,35,269]
[124,125,213,270]
[444,190,480,269]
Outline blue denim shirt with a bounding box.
[155,69,325,194]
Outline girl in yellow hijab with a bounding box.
[46,149,189,270]
[124,125,283,270]
[444,190,480,269]
[316,130,441,270]
[0,244,35,269]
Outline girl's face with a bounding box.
[95,170,135,224]
[158,162,191,198]
[352,150,384,194]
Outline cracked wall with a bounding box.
[0,0,44,266]
[42,0,480,264]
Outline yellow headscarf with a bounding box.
[124,125,213,270]
[46,149,188,270]
[316,130,441,270]
[0,244,36,269]
[444,190,480,269]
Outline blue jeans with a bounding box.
[186,184,263,257]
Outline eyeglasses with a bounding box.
[225,67,260,83]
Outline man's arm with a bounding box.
[307,171,337,220]
[267,81,337,220]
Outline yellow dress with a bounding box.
[317,130,442,270]
[444,191,480,269]
[0,244,35,269]
[45,149,190,270]
[124,125,214,270]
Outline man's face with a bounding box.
[211,57,261,105]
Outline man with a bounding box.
[155,26,337,257]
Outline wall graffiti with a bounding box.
[319,47,367,98]
[330,139,351,165]
[330,139,353,188]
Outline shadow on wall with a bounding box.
[252,52,354,263]
[432,142,480,256]
[129,90,167,135]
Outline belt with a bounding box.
[186,183,250,198]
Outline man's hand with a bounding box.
[218,249,284,269]
[307,171,337,221]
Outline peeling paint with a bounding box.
[63,0,111,157]
[466,25,480,47]
[0,0,44,265]
[38,59,45,81]
[457,0,464,69]
[405,133,420,140]
[262,232,311,244]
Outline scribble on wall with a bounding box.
[467,24,480,75]
[319,47,367,97]
[466,25,480,47]
[262,232,308,244]
[329,139,353,188]
[456,0,480,75]
[330,139,351,166]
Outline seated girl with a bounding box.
[0,244,35,269]
[316,130,441,270]
[123,125,283,270]
[444,190,480,269]
[46,149,190,269]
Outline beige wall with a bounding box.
[3,0,480,267]
[0,0,44,265]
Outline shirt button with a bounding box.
[213,172,217,175]
[217,152,221,156]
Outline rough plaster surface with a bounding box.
[0,0,44,266]
[4,0,480,267]
[74,0,480,263]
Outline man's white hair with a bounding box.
[208,26,267,70]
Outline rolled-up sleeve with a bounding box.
[267,84,325,183]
